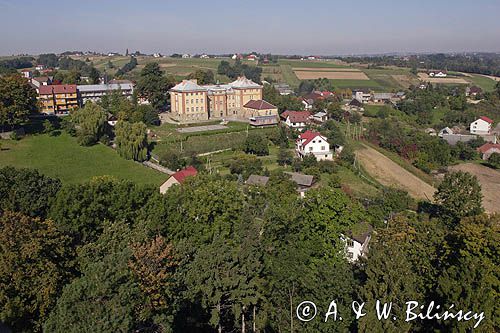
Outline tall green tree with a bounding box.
[243,133,269,156]
[0,74,37,130]
[434,171,483,221]
[72,102,108,146]
[136,62,172,111]
[114,121,149,161]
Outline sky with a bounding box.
[1,0,500,56]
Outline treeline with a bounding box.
[342,53,500,76]
[0,164,497,332]
[36,53,101,83]
[218,59,262,83]
[115,56,138,76]
[0,57,34,74]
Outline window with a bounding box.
[321,146,325,150]
[309,147,313,151]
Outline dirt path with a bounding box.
[448,163,500,213]
[355,144,436,200]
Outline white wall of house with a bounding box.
[159,177,180,194]
[285,117,307,129]
[483,148,500,160]
[302,100,312,110]
[470,119,491,134]
[341,235,371,262]
[296,135,333,161]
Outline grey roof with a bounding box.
[373,93,394,100]
[77,83,133,92]
[229,76,262,89]
[313,111,327,117]
[246,175,269,186]
[170,80,206,92]
[284,172,314,187]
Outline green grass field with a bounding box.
[0,133,166,185]
[467,74,497,92]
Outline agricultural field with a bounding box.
[448,163,500,213]
[294,70,369,80]
[418,73,469,84]
[355,143,436,200]
[150,122,277,158]
[0,133,166,185]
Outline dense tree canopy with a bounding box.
[0,167,61,218]
[0,74,37,129]
[0,212,75,332]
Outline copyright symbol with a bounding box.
[296,301,317,322]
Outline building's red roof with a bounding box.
[39,84,77,95]
[477,143,500,154]
[172,166,198,183]
[298,130,324,147]
[244,100,276,110]
[281,110,311,123]
[479,116,493,124]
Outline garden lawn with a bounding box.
[0,133,166,185]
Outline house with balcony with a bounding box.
[243,100,279,127]
[38,84,78,114]
[295,130,333,161]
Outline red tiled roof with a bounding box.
[39,84,77,95]
[33,76,50,82]
[298,130,324,147]
[479,116,493,124]
[172,166,198,183]
[244,100,276,110]
[281,110,311,123]
[477,143,500,154]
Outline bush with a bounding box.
[159,150,185,171]
[9,131,19,141]
[318,160,338,173]
[243,133,269,156]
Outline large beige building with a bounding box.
[169,76,277,124]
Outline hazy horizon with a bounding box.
[2,0,500,56]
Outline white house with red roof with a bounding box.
[280,110,311,130]
[160,166,198,194]
[470,116,493,135]
[296,130,333,161]
[477,143,500,160]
